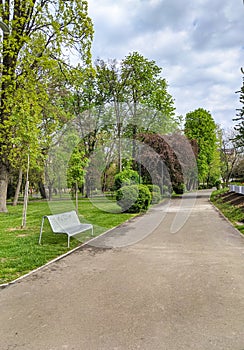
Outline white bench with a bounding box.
[39,210,93,248]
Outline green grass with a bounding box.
[0,198,136,284]
[211,189,244,236]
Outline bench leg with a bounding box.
[39,217,45,245]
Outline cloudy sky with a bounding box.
[87,0,244,129]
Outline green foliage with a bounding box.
[114,169,139,190]
[162,185,171,196]
[173,183,186,195]
[215,180,221,190]
[121,52,176,136]
[146,184,161,194]
[146,184,162,204]
[151,191,162,204]
[116,185,139,212]
[211,189,244,235]
[121,52,163,108]
[67,146,88,188]
[0,0,93,212]
[211,188,229,198]
[116,184,151,213]
[184,108,219,185]
[84,53,177,175]
[44,128,82,199]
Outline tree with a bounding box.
[121,52,175,159]
[184,108,219,186]
[138,77,177,134]
[220,128,240,185]
[94,55,176,171]
[234,73,244,148]
[136,133,198,194]
[67,145,88,212]
[0,0,93,212]
[64,53,176,197]
[232,157,244,181]
[95,59,127,172]
[71,67,110,160]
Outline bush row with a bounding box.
[114,169,169,213]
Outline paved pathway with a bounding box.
[1,190,244,350]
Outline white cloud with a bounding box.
[87,0,244,129]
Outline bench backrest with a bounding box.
[46,210,80,233]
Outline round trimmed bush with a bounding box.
[116,184,151,213]
[146,184,161,204]
[116,185,139,212]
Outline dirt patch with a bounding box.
[7,227,22,231]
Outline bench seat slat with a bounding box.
[60,224,93,235]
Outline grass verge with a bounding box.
[0,198,136,284]
[210,188,244,236]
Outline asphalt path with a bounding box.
[1,190,244,350]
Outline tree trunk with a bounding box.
[21,154,30,228]
[48,184,52,201]
[12,168,23,206]
[132,101,138,163]
[38,181,47,199]
[21,180,29,228]
[0,161,9,212]
[75,181,78,214]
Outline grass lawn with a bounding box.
[0,197,136,285]
[211,188,244,236]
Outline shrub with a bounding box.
[215,180,221,190]
[134,185,151,212]
[114,169,139,190]
[151,191,161,204]
[116,185,138,212]
[146,184,161,194]
[146,184,161,204]
[173,183,185,195]
[116,184,151,213]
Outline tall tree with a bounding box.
[0,0,93,212]
[95,58,128,172]
[136,133,198,194]
[234,73,244,148]
[184,108,219,186]
[121,52,175,158]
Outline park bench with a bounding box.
[39,210,93,248]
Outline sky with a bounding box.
[87,0,244,129]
